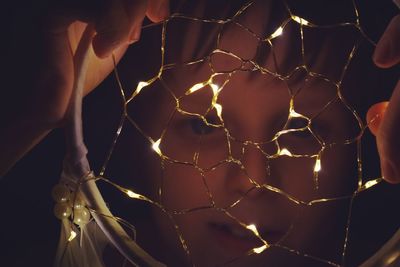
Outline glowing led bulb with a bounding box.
[246,224,260,235]
[152,138,162,156]
[270,26,284,39]
[289,109,304,118]
[186,82,207,95]
[210,83,219,96]
[279,148,292,156]
[214,103,223,118]
[68,230,77,242]
[253,244,268,254]
[314,158,321,173]
[127,190,141,199]
[291,15,310,26]
[363,179,380,190]
[135,81,149,96]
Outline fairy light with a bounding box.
[126,190,141,199]
[132,81,149,98]
[289,99,307,119]
[270,26,284,39]
[186,82,207,95]
[291,15,310,26]
[245,224,269,250]
[253,244,268,254]
[246,224,259,235]
[186,77,220,96]
[152,138,162,156]
[68,230,77,242]
[314,157,321,173]
[214,103,223,119]
[210,83,219,96]
[358,178,382,192]
[364,179,379,189]
[279,148,293,156]
[289,109,304,118]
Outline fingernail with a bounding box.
[381,159,398,183]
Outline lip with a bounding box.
[208,222,282,255]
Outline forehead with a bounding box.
[128,0,366,133]
[163,0,357,86]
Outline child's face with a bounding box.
[129,1,361,265]
[143,70,357,266]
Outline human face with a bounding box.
[128,1,361,266]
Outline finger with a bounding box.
[373,15,400,68]
[146,0,170,23]
[126,0,170,45]
[376,80,400,183]
[92,0,147,58]
[366,101,389,136]
[124,0,148,44]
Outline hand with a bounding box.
[0,0,169,176]
[367,14,400,183]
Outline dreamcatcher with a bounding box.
[51,1,400,266]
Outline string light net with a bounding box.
[57,0,400,266]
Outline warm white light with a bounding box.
[126,190,141,199]
[292,15,310,26]
[314,158,321,173]
[279,148,293,157]
[363,179,379,189]
[135,81,149,96]
[186,82,207,95]
[214,103,223,118]
[289,109,303,118]
[68,230,77,242]
[270,26,284,39]
[246,224,260,235]
[210,83,219,96]
[152,139,162,156]
[253,244,268,254]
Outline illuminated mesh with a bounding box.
[81,0,398,266]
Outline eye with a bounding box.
[286,118,311,138]
[190,117,216,135]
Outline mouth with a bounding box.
[208,222,283,255]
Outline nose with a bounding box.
[225,142,269,197]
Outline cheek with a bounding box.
[161,163,212,211]
[269,157,318,202]
[318,144,358,197]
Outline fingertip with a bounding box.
[381,159,400,184]
[366,102,389,136]
[92,33,123,58]
[147,0,170,22]
[373,15,400,68]
[92,35,110,58]
[158,0,170,20]
[128,26,141,44]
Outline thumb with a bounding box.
[368,80,400,183]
